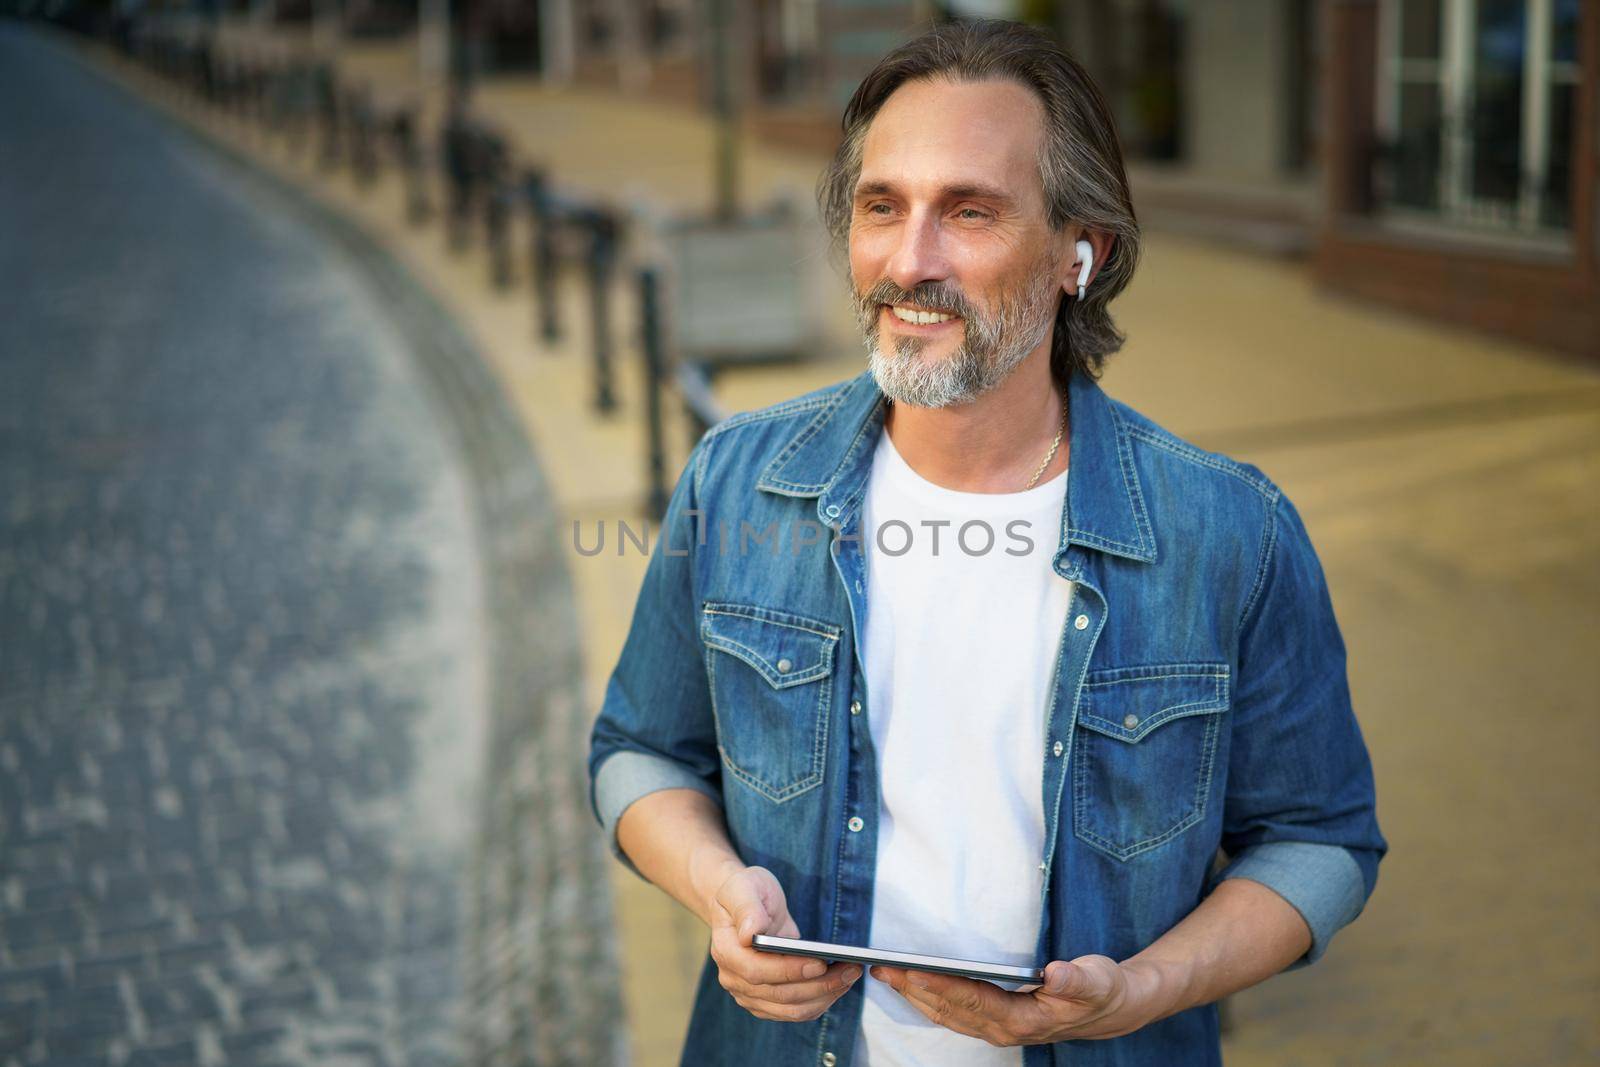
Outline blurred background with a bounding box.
[0,1,1595,1065]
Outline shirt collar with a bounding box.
[756,368,1157,564]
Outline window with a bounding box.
[1376,0,1582,234]
[755,0,821,103]
[646,0,694,56]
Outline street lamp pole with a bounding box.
[313,0,338,54]
[708,0,739,222]
[421,0,450,85]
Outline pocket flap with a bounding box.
[701,603,840,689]
[1079,664,1229,743]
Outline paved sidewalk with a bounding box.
[84,25,1600,1066]
[1,29,489,1064]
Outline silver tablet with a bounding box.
[751,934,1044,993]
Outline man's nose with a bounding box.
[884,211,950,293]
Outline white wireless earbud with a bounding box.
[1075,239,1094,298]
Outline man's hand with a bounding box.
[874,878,1315,1046]
[871,955,1160,1046]
[708,866,862,1022]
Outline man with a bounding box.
[589,20,1384,1067]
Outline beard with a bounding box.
[852,251,1061,409]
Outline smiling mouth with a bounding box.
[884,304,961,326]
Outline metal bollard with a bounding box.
[248,62,269,129]
[348,88,378,187]
[483,137,513,290]
[392,109,432,225]
[525,169,561,342]
[281,62,311,157]
[639,268,669,519]
[264,62,287,138]
[443,114,476,251]
[195,38,215,103]
[585,211,620,413]
[315,65,342,171]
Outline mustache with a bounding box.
[854,278,978,321]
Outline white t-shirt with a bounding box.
[853,426,1076,1067]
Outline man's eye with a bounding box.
[956,207,990,221]
[867,203,894,215]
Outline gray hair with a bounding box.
[817,19,1141,384]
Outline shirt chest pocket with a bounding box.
[701,602,840,803]
[1072,664,1230,861]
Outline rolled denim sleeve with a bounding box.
[588,433,724,877]
[1213,490,1386,966]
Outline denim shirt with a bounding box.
[589,368,1385,1067]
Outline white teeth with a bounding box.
[890,305,954,325]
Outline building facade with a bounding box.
[1319,0,1596,356]
[519,0,1595,356]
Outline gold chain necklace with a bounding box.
[883,396,1068,490]
[1023,397,1069,490]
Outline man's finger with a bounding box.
[873,968,1001,1011]
[716,933,830,984]
[739,996,837,1023]
[725,964,861,1005]
[727,966,862,1022]
[888,975,992,1041]
[872,969,993,1030]
[1041,959,1113,1003]
[750,874,799,940]
[714,877,772,942]
[875,966,1052,1044]
[908,969,1013,1022]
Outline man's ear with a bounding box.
[1054,231,1077,297]
[1089,231,1116,286]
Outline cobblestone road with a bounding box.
[0,27,620,1067]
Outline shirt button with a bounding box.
[850,700,862,715]
[822,1054,837,1067]
[776,658,792,673]
[825,504,842,518]
[1074,614,1089,630]
[1124,714,1139,729]
[1052,740,1064,757]
[847,816,864,833]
